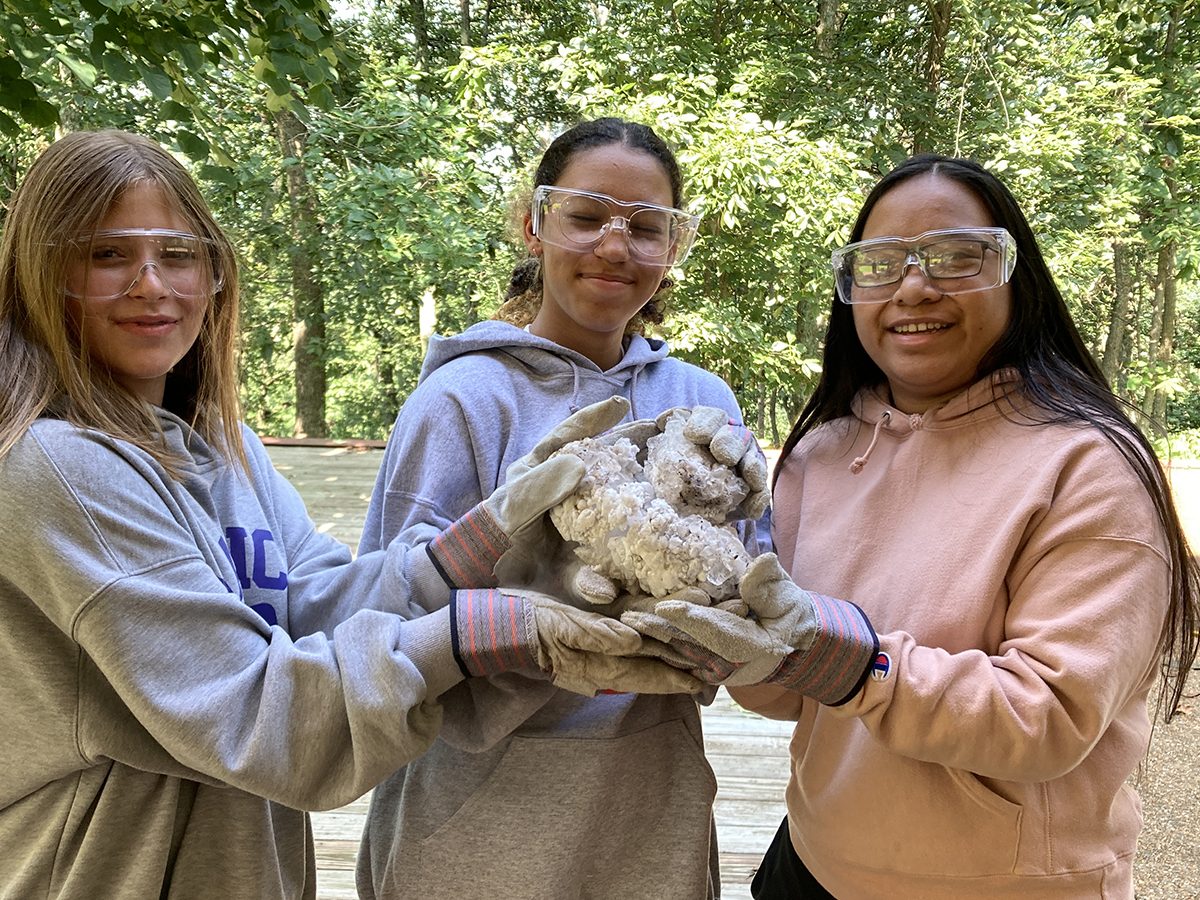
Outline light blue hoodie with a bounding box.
[357,320,770,900]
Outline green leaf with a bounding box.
[102,51,139,82]
[20,97,59,127]
[178,41,207,73]
[270,50,305,77]
[306,81,333,109]
[55,51,98,87]
[175,128,210,160]
[297,18,324,42]
[160,99,193,121]
[0,109,20,136]
[138,64,174,100]
[199,163,240,187]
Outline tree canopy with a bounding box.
[2,0,1197,448]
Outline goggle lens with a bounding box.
[66,229,223,300]
[831,228,1016,304]
[533,186,698,266]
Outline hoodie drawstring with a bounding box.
[568,365,582,413]
[849,410,892,475]
[627,365,643,419]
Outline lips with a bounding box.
[118,317,178,326]
[580,271,634,285]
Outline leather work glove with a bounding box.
[620,554,878,706]
[428,397,632,589]
[671,406,770,521]
[450,587,705,696]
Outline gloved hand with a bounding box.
[669,406,770,521]
[428,396,632,588]
[450,587,705,696]
[620,554,878,705]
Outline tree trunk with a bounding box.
[913,1,952,154]
[1101,240,1131,389]
[480,0,493,43]
[1141,259,1165,419]
[273,108,327,438]
[816,0,838,55]
[411,0,430,67]
[768,386,780,447]
[1152,241,1178,423]
[460,0,471,45]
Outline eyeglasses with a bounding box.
[830,227,1017,304]
[531,185,699,266]
[65,228,223,301]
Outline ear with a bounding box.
[523,212,541,256]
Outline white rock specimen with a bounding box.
[549,411,751,602]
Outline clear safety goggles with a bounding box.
[831,227,1017,304]
[531,185,700,266]
[65,228,224,301]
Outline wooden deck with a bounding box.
[264,443,790,900]
[266,443,1200,900]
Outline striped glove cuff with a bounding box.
[449,588,544,679]
[427,505,511,589]
[767,594,879,706]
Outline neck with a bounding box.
[527,318,625,370]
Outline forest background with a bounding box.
[1,0,1197,451]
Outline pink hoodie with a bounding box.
[732,371,1170,899]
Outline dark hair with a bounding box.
[534,117,684,209]
[779,153,1198,719]
[493,117,682,331]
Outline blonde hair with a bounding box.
[0,130,245,471]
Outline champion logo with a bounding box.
[870,651,892,682]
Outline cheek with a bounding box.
[540,250,572,292]
[851,307,876,348]
[977,293,1013,347]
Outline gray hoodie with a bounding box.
[0,410,466,898]
[357,321,770,900]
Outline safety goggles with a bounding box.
[531,185,700,266]
[65,228,223,301]
[831,227,1017,304]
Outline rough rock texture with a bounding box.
[549,416,751,601]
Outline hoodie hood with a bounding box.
[846,368,1026,473]
[852,368,1025,436]
[418,320,670,417]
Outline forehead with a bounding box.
[552,144,674,207]
[862,174,994,242]
[97,181,191,232]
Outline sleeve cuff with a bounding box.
[450,589,543,679]
[768,595,879,706]
[398,545,454,612]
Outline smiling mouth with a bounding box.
[892,322,950,334]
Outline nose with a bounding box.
[892,253,940,305]
[592,217,632,261]
[126,261,171,300]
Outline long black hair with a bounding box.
[780,154,1198,719]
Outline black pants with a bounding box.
[750,816,837,899]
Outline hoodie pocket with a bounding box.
[402,718,717,899]
[794,729,1025,877]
